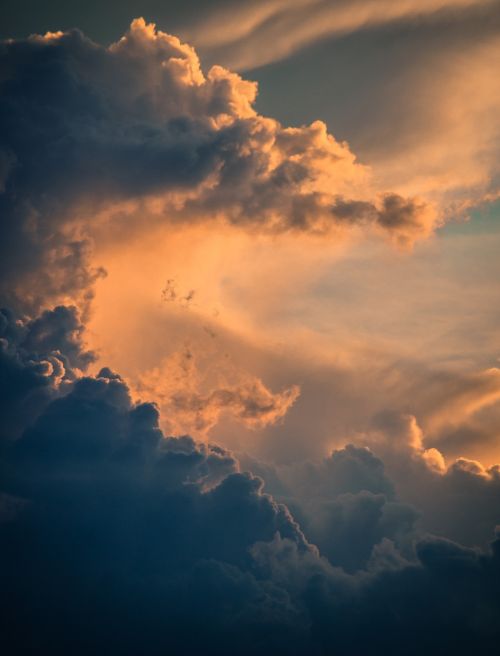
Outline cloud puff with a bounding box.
[0,18,438,311]
[251,530,500,655]
[363,411,500,547]
[136,347,300,437]
[0,305,93,441]
[240,444,418,572]
[240,407,500,576]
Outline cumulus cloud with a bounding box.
[0,18,438,311]
[240,444,418,572]
[0,305,93,441]
[212,0,500,215]
[238,403,500,573]
[1,350,500,655]
[362,411,500,547]
[0,288,498,654]
[0,366,311,654]
[0,362,499,654]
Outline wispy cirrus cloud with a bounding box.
[186,0,497,70]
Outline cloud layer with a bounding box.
[2,344,500,654]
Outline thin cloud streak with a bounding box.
[187,0,497,70]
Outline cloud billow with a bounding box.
[0,305,93,441]
[1,328,500,654]
[0,18,438,312]
[0,17,499,656]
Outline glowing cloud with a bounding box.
[0,18,438,313]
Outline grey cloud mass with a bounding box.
[2,351,500,655]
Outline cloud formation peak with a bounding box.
[0,18,438,312]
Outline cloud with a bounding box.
[238,402,500,568]
[253,530,500,655]
[2,352,500,654]
[1,14,500,655]
[418,368,500,435]
[221,1,500,216]
[135,347,300,437]
[364,29,500,206]
[363,411,500,547]
[240,444,418,572]
[0,365,313,654]
[187,0,495,70]
[0,18,438,311]
[0,305,93,441]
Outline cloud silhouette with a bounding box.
[1,345,500,654]
[0,305,93,441]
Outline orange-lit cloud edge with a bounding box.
[4,17,500,475]
[77,20,499,471]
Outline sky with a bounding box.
[1,2,500,654]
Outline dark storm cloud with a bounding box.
[19,305,95,371]
[395,455,500,548]
[0,305,93,441]
[240,445,418,573]
[0,368,313,655]
[240,422,500,577]
[1,362,499,655]
[365,411,500,548]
